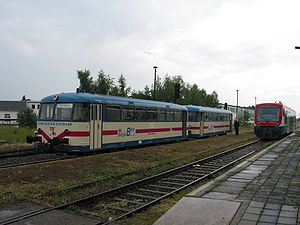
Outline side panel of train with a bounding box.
[187,106,232,138]
[35,100,187,152]
[32,93,233,153]
[102,121,184,149]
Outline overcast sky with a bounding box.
[1,0,300,116]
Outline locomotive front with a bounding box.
[254,103,283,139]
[27,94,91,152]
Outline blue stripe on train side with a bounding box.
[188,131,228,138]
[101,136,184,149]
[63,136,184,152]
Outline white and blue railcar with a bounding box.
[30,92,188,152]
[186,105,232,138]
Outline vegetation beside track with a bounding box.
[0,126,34,149]
[0,128,256,207]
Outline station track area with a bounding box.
[0,140,275,225]
[0,148,78,169]
[0,147,38,158]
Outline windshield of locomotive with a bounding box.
[256,105,280,122]
[39,103,55,120]
[39,103,73,121]
[39,103,90,121]
[54,103,73,120]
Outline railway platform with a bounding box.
[154,133,300,225]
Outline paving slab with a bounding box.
[202,192,238,200]
[213,185,243,194]
[221,181,248,188]
[153,197,241,225]
[230,173,258,180]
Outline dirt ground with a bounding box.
[0,130,256,206]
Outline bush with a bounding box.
[17,107,37,128]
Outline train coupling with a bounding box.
[26,135,42,144]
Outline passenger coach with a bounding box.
[186,105,232,138]
[254,103,296,139]
[28,92,187,152]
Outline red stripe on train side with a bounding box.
[136,128,170,134]
[57,131,90,139]
[214,125,230,128]
[214,125,225,128]
[172,127,182,131]
[188,126,200,130]
[68,131,90,137]
[102,130,119,135]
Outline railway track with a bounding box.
[1,139,270,225]
[0,148,78,169]
[0,147,39,159]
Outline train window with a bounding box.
[146,108,156,121]
[53,103,73,121]
[196,112,200,121]
[204,112,209,122]
[122,107,135,120]
[188,112,193,122]
[73,103,90,121]
[135,108,146,121]
[174,110,182,122]
[166,110,174,122]
[157,109,166,121]
[106,105,121,121]
[39,103,55,120]
[188,112,199,122]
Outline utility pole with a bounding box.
[153,66,157,100]
[236,90,239,120]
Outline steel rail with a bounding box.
[100,141,259,224]
[0,155,79,169]
[0,148,38,159]
[0,140,260,225]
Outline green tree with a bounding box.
[75,70,219,107]
[240,110,251,127]
[131,85,152,100]
[111,74,131,97]
[206,91,219,107]
[17,107,37,128]
[77,70,94,93]
[153,75,185,103]
[94,70,114,95]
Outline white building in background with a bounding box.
[219,103,254,122]
[0,99,40,125]
[26,100,40,116]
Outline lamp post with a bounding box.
[153,66,157,100]
[255,97,257,106]
[236,90,239,120]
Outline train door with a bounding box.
[182,111,187,137]
[200,112,204,136]
[89,104,102,149]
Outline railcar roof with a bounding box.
[41,93,187,110]
[185,105,232,114]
